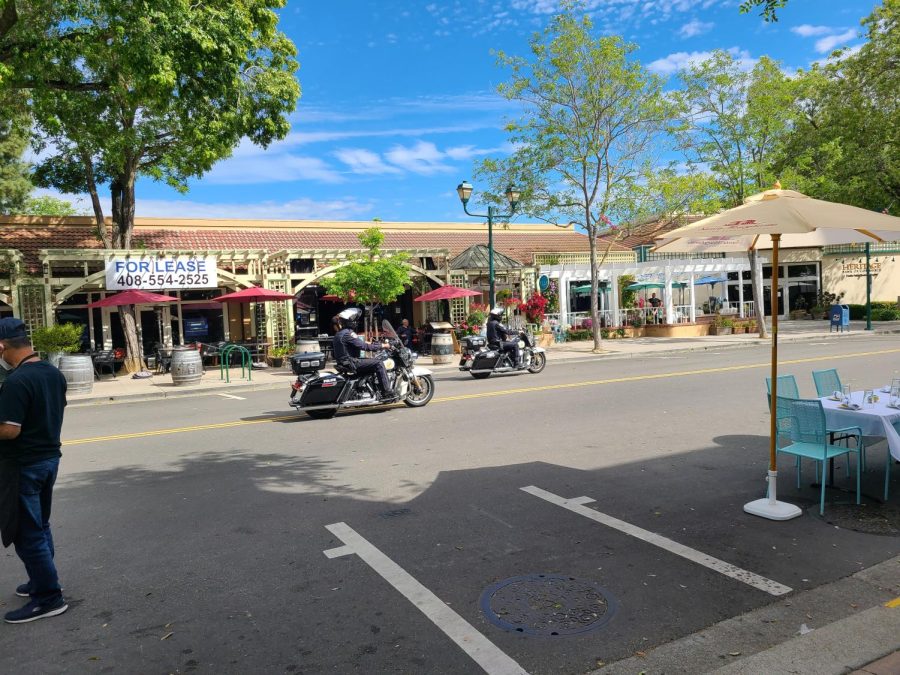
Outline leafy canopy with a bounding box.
[322,228,411,308]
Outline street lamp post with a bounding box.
[865,242,873,331]
[456,181,520,306]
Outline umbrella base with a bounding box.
[743,471,803,521]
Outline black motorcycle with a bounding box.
[458,330,547,379]
[289,320,435,419]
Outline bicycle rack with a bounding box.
[219,344,252,383]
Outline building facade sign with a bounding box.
[105,256,218,291]
[841,261,882,277]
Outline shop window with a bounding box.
[181,289,220,301]
[742,271,751,280]
[290,258,315,274]
[727,272,739,281]
[787,264,817,278]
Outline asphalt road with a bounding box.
[1,336,899,674]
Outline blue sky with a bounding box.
[50,0,880,222]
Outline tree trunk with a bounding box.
[111,166,142,369]
[749,249,769,339]
[79,150,110,248]
[117,304,145,373]
[588,228,602,352]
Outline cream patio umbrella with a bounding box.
[654,186,900,521]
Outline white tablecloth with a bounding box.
[821,394,900,461]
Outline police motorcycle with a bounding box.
[458,328,547,379]
[289,319,435,419]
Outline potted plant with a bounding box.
[32,323,84,367]
[267,345,294,368]
[708,313,725,335]
[720,318,734,334]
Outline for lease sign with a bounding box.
[105,256,218,290]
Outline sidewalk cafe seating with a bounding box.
[774,395,863,515]
[92,350,118,379]
[155,345,173,374]
[812,368,842,397]
[765,374,799,406]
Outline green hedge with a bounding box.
[847,303,899,320]
[567,329,593,341]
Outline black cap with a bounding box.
[0,318,27,340]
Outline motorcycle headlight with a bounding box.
[383,358,396,370]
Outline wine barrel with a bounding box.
[430,332,453,364]
[58,354,94,395]
[295,339,319,354]
[170,347,203,386]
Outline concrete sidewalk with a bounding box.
[69,321,900,405]
[67,319,900,405]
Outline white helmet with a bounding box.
[338,307,362,329]
[488,307,504,319]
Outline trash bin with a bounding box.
[830,304,850,332]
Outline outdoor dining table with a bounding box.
[820,391,899,500]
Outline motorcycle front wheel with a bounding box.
[404,374,434,407]
[528,352,547,374]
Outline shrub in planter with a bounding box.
[267,345,294,367]
[32,323,84,366]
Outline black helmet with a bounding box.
[488,307,504,320]
[338,307,362,329]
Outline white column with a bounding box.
[664,266,675,324]
[609,271,620,326]
[559,275,570,327]
[689,272,696,323]
[738,271,745,318]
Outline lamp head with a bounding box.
[456,180,473,205]
[505,185,520,210]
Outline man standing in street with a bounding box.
[396,318,414,349]
[0,318,68,623]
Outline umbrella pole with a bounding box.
[744,234,801,520]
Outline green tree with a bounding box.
[21,195,78,216]
[673,51,797,337]
[0,107,30,213]
[322,228,411,336]
[478,4,677,351]
[8,0,300,371]
[739,0,789,22]
[777,0,899,212]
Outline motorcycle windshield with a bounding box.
[381,319,400,341]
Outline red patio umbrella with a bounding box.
[320,294,343,302]
[213,286,295,303]
[414,285,481,302]
[87,290,177,308]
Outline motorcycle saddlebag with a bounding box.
[471,351,501,370]
[289,351,326,375]
[299,374,348,405]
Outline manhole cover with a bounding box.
[480,574,616,636]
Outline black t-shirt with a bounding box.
[0,361,67,465]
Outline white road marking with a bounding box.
[521,486,792,597]
[216,393,246,400]
[323,522,528,675]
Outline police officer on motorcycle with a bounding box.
[486,307,520,367]
[333,308,396,402]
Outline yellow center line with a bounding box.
[64,346,900,447]
[885,597,900,609]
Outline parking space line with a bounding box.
[521,486,792,597]
[323,522,528,675]
[216,393,246,400]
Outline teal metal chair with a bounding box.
[774,396,863,515]
[766,375,799,401]
[812,369,842,397]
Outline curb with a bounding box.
[67,329,900,406]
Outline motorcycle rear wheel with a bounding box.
[404,375,434,407]
[528,352,546,373]
[470,372,491,379]
[306,408,337,419]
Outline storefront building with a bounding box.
[0,215,615,351]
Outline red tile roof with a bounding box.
[0,218,630,273]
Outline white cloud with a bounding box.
[815,29,857,54]
[647,47,756,75]
[384,141,453,175]
[790,24,833,37]
[444,144,511,161]
[334,148,401,175]
[134,197,373,220]
[29,188,374,221]
[678,19,713,38]
[203,154,343,185]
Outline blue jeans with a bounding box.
[14,458,62,604]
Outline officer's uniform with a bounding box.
[333,328,391,396]
[486,318,520,366]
